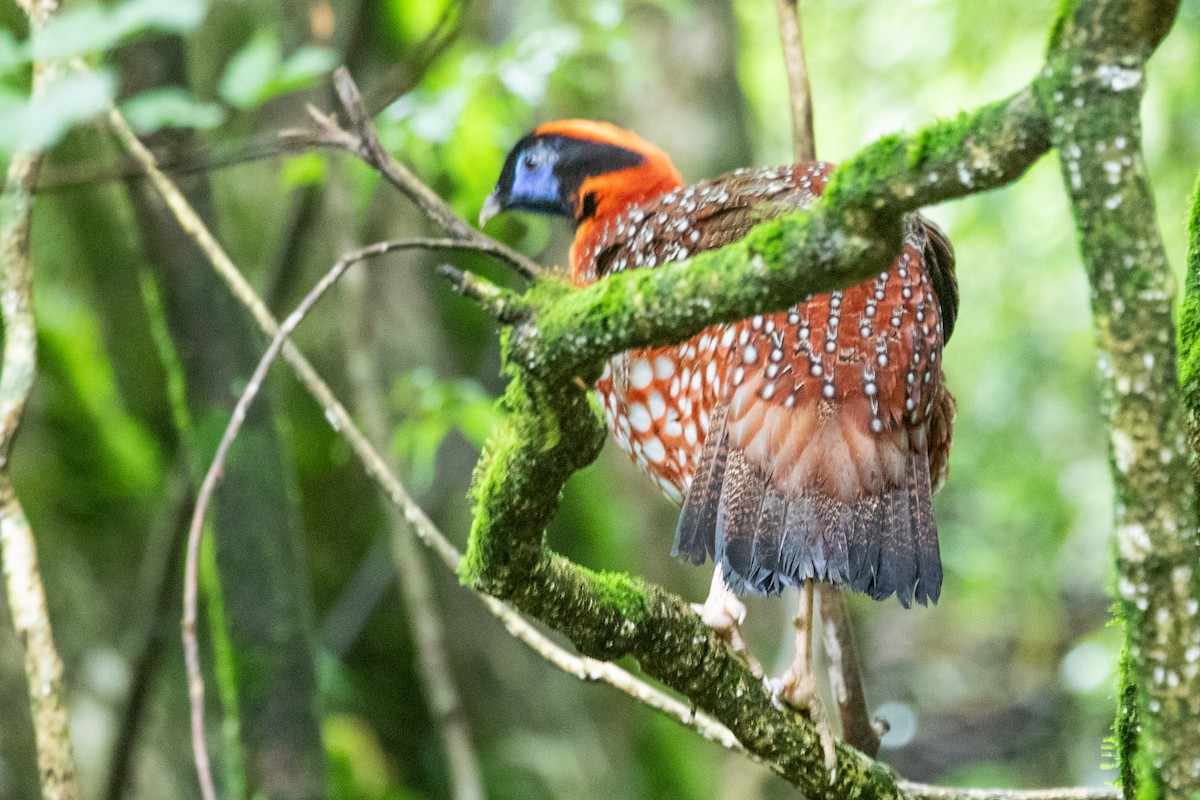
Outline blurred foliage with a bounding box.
[0,0,214,153]
[217,29,337,109]
[390,368,501,492]
[1,0,1199,799]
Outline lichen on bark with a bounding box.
[1038,1,1200,796]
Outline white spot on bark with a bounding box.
[1111,429,1136,473]
[1096,64,1142,91]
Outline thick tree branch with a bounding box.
[1,2,81,800]
[1038,1,1200,797]
[508,88,1049,385]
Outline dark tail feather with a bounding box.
[714,449,766,594]
[673,402,731,564]
[822,500,851,585]
[877,484,917,607]
[748,488,787,594]
[847,496,883,589]
[908,449,942,605]
[779,496,817,585]
[677,414,942,605]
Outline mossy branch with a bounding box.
[458,0,1194,796]
[510,89,1049,384]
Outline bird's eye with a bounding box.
[522,151,542,171]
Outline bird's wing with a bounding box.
[665,169,957,605]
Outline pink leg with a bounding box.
[766,582,837,774]
[692,565,763,677]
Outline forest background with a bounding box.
[2,0,1200,798]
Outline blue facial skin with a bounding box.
[508,143,562,213]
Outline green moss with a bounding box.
[1046,0,1080,52]
[906,109,975,169]
[1182,172,1200,410]
[584,567,651,621]
[1114,645,1140,799]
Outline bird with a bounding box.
[480,119,957,739]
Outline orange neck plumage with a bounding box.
[533,121,684,286]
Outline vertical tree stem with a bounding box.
[774,0,816,162]
[1042,1,1200,795]
[773,0,879,757]
[1,2,80,799]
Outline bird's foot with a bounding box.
[765,668,838,777]
[692,568,763,677]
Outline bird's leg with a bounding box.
[767,582,837,774]
[692,565,763,677]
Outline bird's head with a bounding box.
[480,120,683,228]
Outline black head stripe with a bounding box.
[492,133,646,220]
[551,135,645,193]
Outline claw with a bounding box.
[765,668,837,776]
[694,566,762,677]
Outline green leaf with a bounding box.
[0,69,116,155]
[120,87,226,133]
[218,33,336,110]
[0,29,24,76]
[280,152,327,188]
[111,0,208,34]
[390,369,501,491]
[30,0,209,63]
[277,46,338,86]
[217,30,281,109]
[32,6,121,62]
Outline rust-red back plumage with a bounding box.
[484,122,957,605]
[571,155,957,606]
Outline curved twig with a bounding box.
[179,236,516,799]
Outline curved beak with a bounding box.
[479,191,503,228]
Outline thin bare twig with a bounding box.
[774,0,816,162]
[339,200,486,800]
[1,3,81,800]
[437,263,530,323]
[296,66,544,280]
[897,783,1121,800]
[772,0,878,758]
